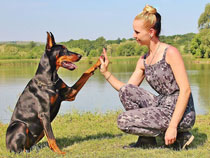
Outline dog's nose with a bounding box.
[78,54,82,60]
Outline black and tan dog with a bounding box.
[6,32,102,154]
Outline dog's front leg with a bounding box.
[38,113,65,155]
[64,58,102,101]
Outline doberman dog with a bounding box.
[6,32,102,154]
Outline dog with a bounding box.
[6,32,102,154]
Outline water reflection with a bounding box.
[185,61,210,115]
[0,57,209,123]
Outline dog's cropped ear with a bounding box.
[50,32,56,45]
[46,32,54,50]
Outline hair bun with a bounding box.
[143,4,157,14]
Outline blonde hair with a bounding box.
[135,5,161,37]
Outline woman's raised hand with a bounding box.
[99,48,124,90]
[99,48,109,74]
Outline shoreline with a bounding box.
[0,55,210,64]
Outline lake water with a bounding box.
[0,57,209,123]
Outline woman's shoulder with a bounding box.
[159,43,180,57]
[161,43,179,54]
[165,45,181,57]
[164,44,183,64]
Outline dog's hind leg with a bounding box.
[6,121,29,153]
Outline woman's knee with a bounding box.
[119,84,139,102]
[117,111,161,136]
[119,84,147,110]
[119,84,130,98]
[117,110,136,131]
[117,112,130,132]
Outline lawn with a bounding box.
[0,111,209,158]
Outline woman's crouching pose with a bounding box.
[99,5,196,149]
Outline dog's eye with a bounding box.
[63,49,67,53]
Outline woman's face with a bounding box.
[133,19,150,46]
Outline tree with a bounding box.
[29,41,36,49]
[199,29,210,58]
[70,47,86,56]
[88,49,98,57]
[190,3,210,58]
[116,41,136,56]
[108,44,119,56]
[65,39,92,55]
[198,3,210,30]
[134,45,148,56]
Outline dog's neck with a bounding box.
[35,53,59,84]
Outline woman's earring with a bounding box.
[150,35,153,39]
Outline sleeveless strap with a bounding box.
[162,47,169,60]
[144,46,169,66]
[143,53,148,66]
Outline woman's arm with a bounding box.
[164,46,191,145]
[101,71,125,91]
[99,48,145,91]
[127,56,145,86]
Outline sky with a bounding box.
[0,0,209,42]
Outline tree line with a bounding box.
[0,33,196,59]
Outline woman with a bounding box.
[99,5,196,149]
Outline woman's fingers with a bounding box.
[165,138,171,145]
[103,48,109,65]
[100,55,105,64]
[165,138,169,145]
[165,127,177,145]
[165,137,176,145]
[103,48,107,59]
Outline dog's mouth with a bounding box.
[61,61,77,70]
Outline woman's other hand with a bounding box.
[164,126,177,145]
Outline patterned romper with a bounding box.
[117,47,196,137]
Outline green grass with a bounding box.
[0,112,210,158]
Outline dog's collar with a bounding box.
[34,78,59,88]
